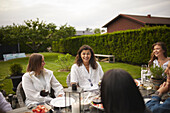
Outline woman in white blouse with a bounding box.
[148,42,169,76]
[70,45,104,91]
[22,53,64,106]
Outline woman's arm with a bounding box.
[146,82,170,112]
[97,62,104,78]
[0,92,12,112]
[50,73,64,97]
[70,64,79,85]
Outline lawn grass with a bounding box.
[0,52,141,94]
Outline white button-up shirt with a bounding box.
[70,62,104,91]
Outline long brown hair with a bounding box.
[27,53,43,75]
[75,45,97,69]
[148,42,167,67]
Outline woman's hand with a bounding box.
[158,82,169,95]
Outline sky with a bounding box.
[0,0,170,31]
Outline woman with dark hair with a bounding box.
[101,69,151,113]
[22,53,64,106]
[70,45,104,91]
[148,42,169,70]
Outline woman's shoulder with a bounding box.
[44,68,53,73]
[22,72,33,79]
[165,59,169,64]
[71,63,79,68]
[43,68,53,75]
[23,72,31,77]
[96,61,102,67]
[96,61,100,65]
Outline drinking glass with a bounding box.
[141,65,147,85]
[141,65,152,97]
[143,80,153,97]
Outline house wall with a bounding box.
[107,17,144,33]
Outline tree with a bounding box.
[0,19,76,52]
[93,28,101,34]
[53,24,76,40]
[21,18,57,52]
[93,28,105,34]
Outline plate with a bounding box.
[90,102,104,111]
[50,97,75,107]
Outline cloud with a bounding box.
[0,0,170,30]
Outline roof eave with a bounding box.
[102,14,122,28]
[102,14,146,28]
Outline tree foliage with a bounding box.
[53,24,76,40]
[93,28,101,34]
[22,18,57,52]
[0,19,76,52]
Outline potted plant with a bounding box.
[9,63,24,92]
[150,65,165,90]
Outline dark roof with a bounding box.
[103,14,170,27]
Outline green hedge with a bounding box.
[52,26,170,65]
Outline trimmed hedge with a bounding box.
[52,26,170,65]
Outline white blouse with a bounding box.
[153,59,169,70]
[22,69,64,106]
[70,62,104,91]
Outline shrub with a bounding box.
[9,63,23,76]
[55,53,72,71]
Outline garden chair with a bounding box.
[66,73,79,87]
[66,73,71,87]
[16,82,26,107]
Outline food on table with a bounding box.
[91,101,104,110]
[32,105,48,113]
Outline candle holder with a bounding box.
[64,87,83,113]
